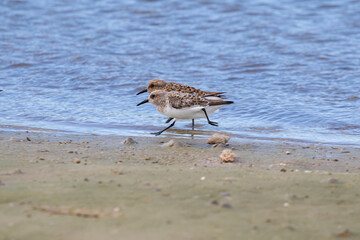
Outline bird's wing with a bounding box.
[166,82,227,98]
[167,91,209,109]
[164,82,200,93]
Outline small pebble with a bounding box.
[334,229,352,238]
[122,137,137,145]
[72,158,81,164]
[221,203,232,209]
[161,140,183,148]
[327,178,340,184]
[280,168,287,172]
[200,176,206,181]
[210,200,219,205]
[220,192,231,197]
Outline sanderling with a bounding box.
[136,79,225,97]
[136,79,226,129]
[137,90,233,135]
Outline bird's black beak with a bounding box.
[136,89,147,95]
[137,99,149,106]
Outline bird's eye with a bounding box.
[149,84,154,88]
[150,94,155,99]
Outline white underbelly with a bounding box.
[161,105,223,119]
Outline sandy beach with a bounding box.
[1,129,360,239]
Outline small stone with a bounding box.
[122,137,137,145]
[201,176,206,181]
[38,149,49,152]
[207,134,230,145]
[26,137,31,141]
[283,202,290,207]
[221,203,232,209]
[162,140,183,148]
[220,192,231,197]
[334,229,352,238]
[283,224,296,231]
[12,169,24,175]
[280,168,287,172]
[285,194,297,200]
[84,178,89,182]
[72,158,81,164]
[219,149,236,163]
[210,200,219,205]
[327,178,340,184]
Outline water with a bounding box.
[1,0,360,145]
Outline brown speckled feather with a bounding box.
[164,82,225,98]
[167,91,232,109]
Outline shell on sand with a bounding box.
[219,149,236,163]
[207,134,230,145]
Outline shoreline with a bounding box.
[1,128,360,174]
[1,124,359,148]
[1,129,360,239]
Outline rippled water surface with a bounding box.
[1,0,360,144]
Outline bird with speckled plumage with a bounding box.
[136,79,228,130]
[137,90,233,135]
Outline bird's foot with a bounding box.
[209,121,218,127]
[150,131,162,136]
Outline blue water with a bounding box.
[1,0,360,144]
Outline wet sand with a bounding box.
[1,130,360,239]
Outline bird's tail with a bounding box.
[209,100,234,106]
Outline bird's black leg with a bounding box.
[151,120,176,136]
[202,108,218,126]
[165,117,173,124]
[191,119,195,130]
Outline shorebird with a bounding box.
[137,90,233,135]
[136,79,226,130]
